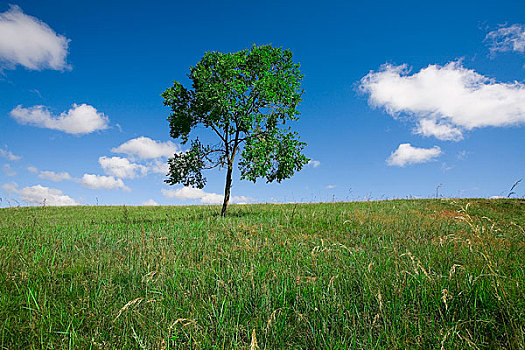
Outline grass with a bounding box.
[0,199,523,349]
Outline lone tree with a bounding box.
[162,45,309,216]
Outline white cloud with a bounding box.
[162,187,222,204]
[0,5,70,71]
[486,24,525,54]
[112,137,180,160]
[162,187,252,204]
[387,143,442,167]
[27,166,131,192]
[27,166,38,173]
[0,146,21,161]
[148,159,169,175]
[99,156,148,179]
[231,196,252,205]
[2,164,16,177]
[78,174,130,191]
[10,104,109,135]
[360,62,525,140]
[1,183,17,193]
[326,184,336,189]
[2,183,78,206]
[415,119,463,141]
[38,170,72,182]
[142,199,158,206]
[308,160,320,168]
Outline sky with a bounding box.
[1,0,524,207]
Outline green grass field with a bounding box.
[0,199,524,349]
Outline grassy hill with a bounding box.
[0,199,524,349]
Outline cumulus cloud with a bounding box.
[0,146,21,161]
[27,166,38,173]
[2,183,78,206]
[415,119,463,141]
[10,104,109,135]
[308,160,320,168]
[27,166,130,192]
[486,24,525,54]
[99,156,148,179]
[142,199,158,206]
[326,184,336,189]
[78,174,130,191]
[162,187,252,204]
[112,137,180,160]
[148,159,169,175]
[0,5,70,71]
[38,170,72,182]
[360,62,525,140]
[386,143,442,167]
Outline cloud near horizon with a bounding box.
[360,62,525,141]
[387,143,442,167]
[30,167,130,191]
[0,5,70,71]
[162,186,252,204]
[78,174,130,191]
[2,183,78,206]
[142,199,158,206]
[10,104,109,135]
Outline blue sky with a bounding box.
[1,0,524,206]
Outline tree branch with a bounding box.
[209,123,227,144]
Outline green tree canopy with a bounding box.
[162,44,309,216]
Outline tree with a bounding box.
[162,44,309,216]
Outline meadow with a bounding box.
[0,199,523,349]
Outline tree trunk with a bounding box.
[221,163,233,217]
